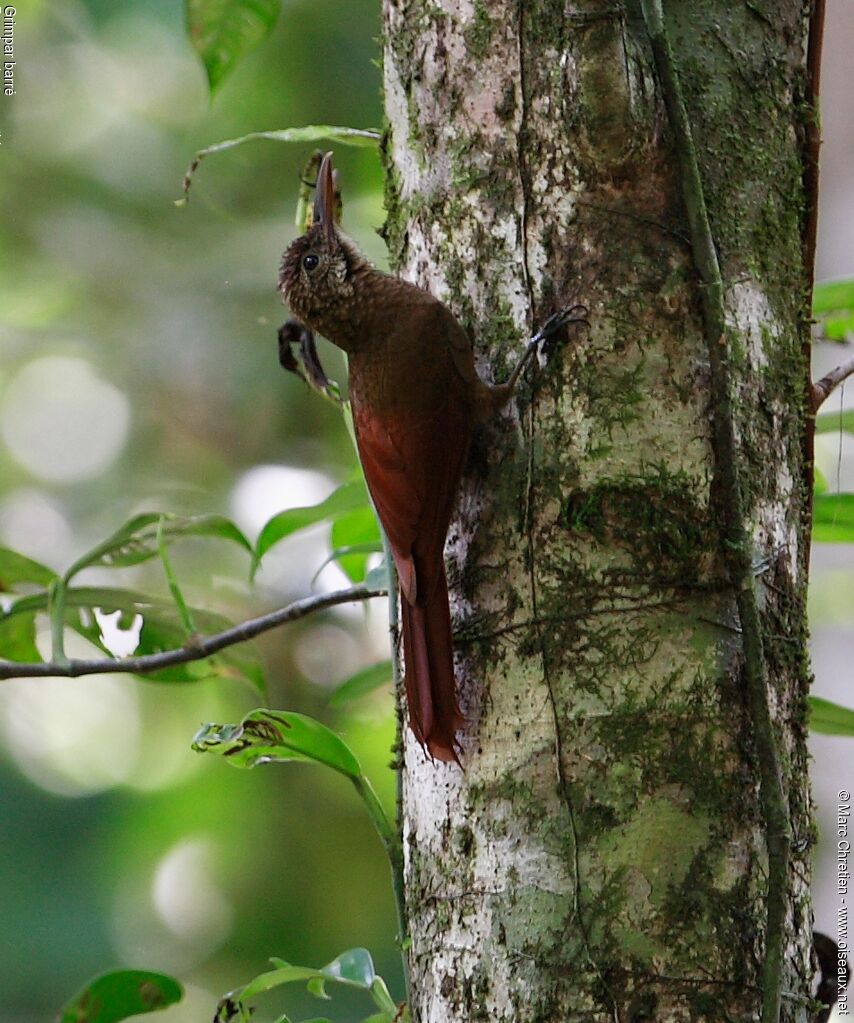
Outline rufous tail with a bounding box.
[400,566,465,762]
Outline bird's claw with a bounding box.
[277,318,343,405]
[504,304,589,394]
[532,304,589,347]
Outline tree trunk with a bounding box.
[382,2,815,1021]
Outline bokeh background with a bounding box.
[0,2,852,1020]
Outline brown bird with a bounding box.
[279,152,581,761]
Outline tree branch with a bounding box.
[810,354,854,412]
[0,585,387,680]
[639,3,791,1021]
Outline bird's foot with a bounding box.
[277,318,342,406]
[485,303,590,410]
[530,303,589,355]
[503,304,588,394]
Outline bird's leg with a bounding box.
[487,305,588,413]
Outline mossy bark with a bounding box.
[381,2,815,1020]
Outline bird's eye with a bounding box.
[302,253,319,272]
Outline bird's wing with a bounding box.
[351,405,420,604]
[351,374,472,608]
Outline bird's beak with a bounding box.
[314,151,336,244]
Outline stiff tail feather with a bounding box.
[400,567,465,762]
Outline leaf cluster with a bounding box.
[215,947,403,1023]
[0,480,391,702]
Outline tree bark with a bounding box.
[382,2,815,1021]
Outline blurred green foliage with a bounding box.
[813,278,854,341]
[0,1,399,1020]
[186,0,281,94]
[810,696,854,737]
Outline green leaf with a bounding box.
[0,547,55,591]
[192,125,381,159]
[368,976,399,1017]
[192,709,362,778]
[65,513,251,581]
[133,601,265,691]
[3,585,152,623]
[815,409,854,435]
[813,279,854,315]
[322,948,375,989]
[822,313,854,341]
[0,606,42,663]
[59,969,182,1023]
[217,950,384,1018]
[812,493,854,542]
[814,465,828,495]
[186,0,280,93]
[809,696,854,736]
[307,977,329,1000]
[254,480,372,572]
[214,951,397,1023]
[330,506,382,582]
[180,126,382,202]
[329,661,392,708]
[813,280,854,339]
[311,543,384,586]
[235,964,322,1001]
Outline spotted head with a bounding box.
[277,152,361,337]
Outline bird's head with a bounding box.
[278,152,358,330]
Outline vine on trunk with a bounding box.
[639,2,792,1019]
